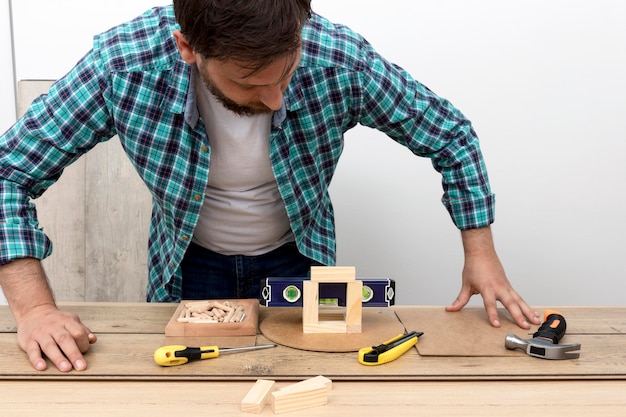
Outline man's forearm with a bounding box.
[460,226,497,257]
[0,258,56,322]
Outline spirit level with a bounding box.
[261,277,395,307]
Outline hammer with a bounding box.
[505,310,581,360]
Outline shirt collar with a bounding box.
[182,64,301,129]
[184,65,201,127]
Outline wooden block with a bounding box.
[271,384,327,414]
[345,280,363,333]
[241,379,275,414]
[303,321,348,334]
[302,280,321,328]
[164,299,259,337]
[277,376,332,393]
[302,280,348,333]
[310,266,356,282]
[302,279,362,334]
[271,376,332,414]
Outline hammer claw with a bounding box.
[560,343,581,360]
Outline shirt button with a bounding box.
[194,194,202,201]
[182,235,189,241]
[201,145,208,152]
[169,262,175,267]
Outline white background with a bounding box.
[1,0,625,307]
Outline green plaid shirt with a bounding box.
[0,6,494,301]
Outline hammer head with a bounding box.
[505,334,581,360]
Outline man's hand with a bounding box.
[0,258,97,372]
[445,227,541,329]
[16,304,97,372]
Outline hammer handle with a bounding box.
[533,310,567,344]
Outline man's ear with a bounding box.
[173,30,197,64]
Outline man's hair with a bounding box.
[173,0,312,73]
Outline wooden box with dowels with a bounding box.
[165,299,260,337]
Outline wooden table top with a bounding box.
[1,303,625,416]
[0,303,625,381]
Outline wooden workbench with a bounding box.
[1,303,625,416]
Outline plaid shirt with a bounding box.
[0,6,494,301]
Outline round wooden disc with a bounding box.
[260,308,406,352]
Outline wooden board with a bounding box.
[0,302,177,334]
[395,307,526,356]
[2,332,626,380]
[165,299,259,337]
[4,304,622,337]
[2,305,626,381]
[395,307,604,357]
[2,380,626,416]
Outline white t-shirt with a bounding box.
[191,77,293,255]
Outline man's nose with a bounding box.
[259,85,283,111]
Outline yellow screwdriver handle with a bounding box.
[154,345,219,367]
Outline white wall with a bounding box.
[0,0,15,305]
[0,1,14,128]
[1,0,625,307]
[11,0,163,79]
[320,0,626,306]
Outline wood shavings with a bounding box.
[176,300,246,323]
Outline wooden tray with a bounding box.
[165,299,259,337]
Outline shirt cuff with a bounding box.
[441,193,496,230]
[0,220,52,265]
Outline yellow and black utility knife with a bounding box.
[358,331,424,366]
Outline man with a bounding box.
[0,0,540,372]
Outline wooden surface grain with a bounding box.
[1,303,624,415]
[1,380,625,417]
[1,304,625,381]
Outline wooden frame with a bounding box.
[302,266,362,333]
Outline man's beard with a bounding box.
[200,73,274,117]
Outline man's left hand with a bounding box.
[446,227,541,329]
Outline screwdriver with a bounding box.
[154,344,276,366]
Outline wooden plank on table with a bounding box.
[1,332,625,380]
[542,306,626,334]
[1,380,625,417]
[62,302,177,334]
[395,306,626,335]
[6,304,621,337]
[0,303,176,335]
[2,305,625,381]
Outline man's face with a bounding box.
[195,49,301,116]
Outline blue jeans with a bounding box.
[180,241,321,300]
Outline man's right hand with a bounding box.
[16,303,97,371]
[0,258,97,372]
